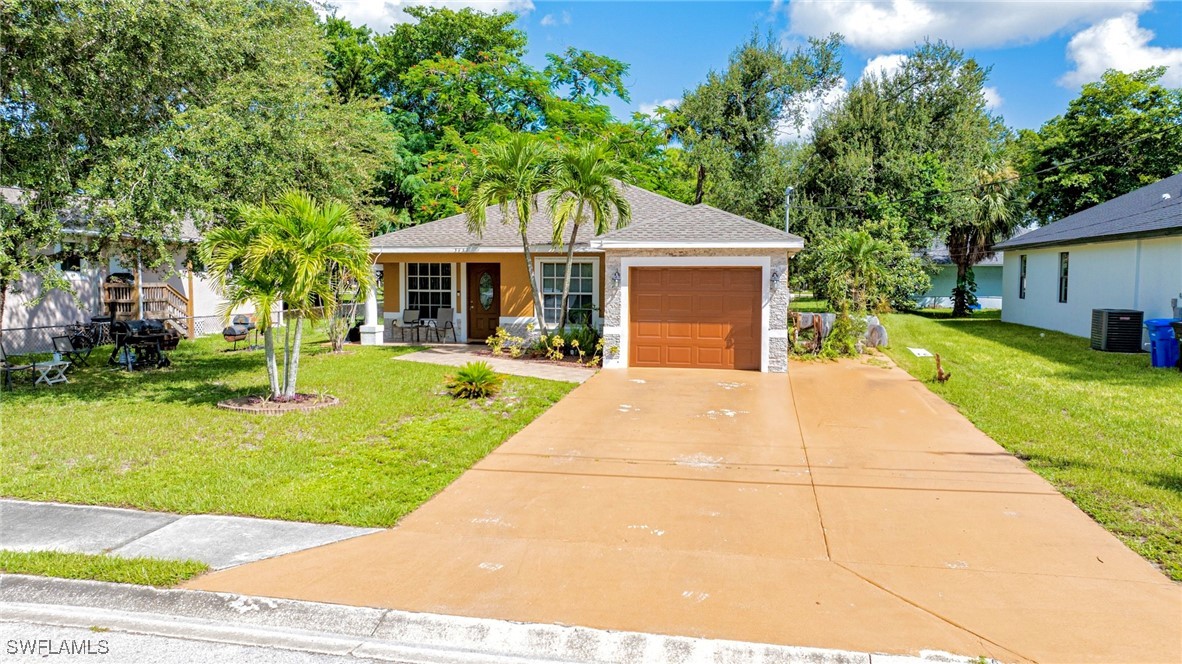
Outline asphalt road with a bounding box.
[0,621,391,664]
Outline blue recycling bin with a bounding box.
[1144,319,1181,368]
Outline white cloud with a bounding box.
[1060,13,1182,87]
[776,79,848,143]
[784,0,1148,51]
[860,53,907,82]
[982,86,1003,110]
[540,10,571,27]
[638,98,680,118]
[322,0,534,32]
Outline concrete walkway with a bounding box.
[186,362,1181,663]
[0,500,379,570]
[392,345,596,383]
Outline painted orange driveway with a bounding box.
[188,361,1181,663]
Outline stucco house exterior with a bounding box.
[916,242,1003,309]
[364,184,802,372]
[994,172,1182,338]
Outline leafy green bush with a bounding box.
[820,309,866,358]
[445,361,503,399]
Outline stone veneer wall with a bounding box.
[603,248,791,373]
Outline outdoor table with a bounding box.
[33,361,70,386]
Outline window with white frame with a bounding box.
[405,262,452,319]
[540,261,594,326]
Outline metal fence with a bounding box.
[0,305,373,358]
[0,310,290,358]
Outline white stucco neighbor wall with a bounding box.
[1001,236,1182,339]
[601,248,791,373]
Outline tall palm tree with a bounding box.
[947,163,1020,317]
[203,190,372,400]
[466,133,555,335]
[547,143,631,329]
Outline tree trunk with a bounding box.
[557,202,584,331]
[264,326,279,399]
[952,261,969,317]
[282,318,293,397]
[694,165,706,205]
[0,279,7,337]
[284,315,303,399]
[518,203,549,338]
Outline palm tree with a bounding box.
[821,229,891,312]
[466,133,555,335]
[947,164,1020,316]
[547,143,631,329]
[203,190,372,400]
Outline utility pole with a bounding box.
[784,186,794,233]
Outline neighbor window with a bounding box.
[540,261,594,326]
[405,262,452,319]
[1058,252,1069,303]
[1018,254,1027,299]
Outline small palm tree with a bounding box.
[466,133,555,335]
[821,229,891,312]
[203,190,372,400]
[547,143,631,329]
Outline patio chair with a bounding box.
[52,335,91,368]
[1,343,33,391]
[394,309,421,342]
[430,307,457,343]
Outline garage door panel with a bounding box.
[628,267,761,371]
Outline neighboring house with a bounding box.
[1,187,241,348]
[365,184,802,372]
[994,172,1182,338]
[915,242,1004,309]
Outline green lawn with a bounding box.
[0,550,208,587]
[789,294,830,313]
[882,311,1182,580]
[0,329,574,527]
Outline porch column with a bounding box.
[360,263,382,346]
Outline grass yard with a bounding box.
[789,294,829,313]
[882,311,1182,580]
[0,329,575,527]
[0,550,208,587]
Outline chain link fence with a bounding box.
[0,310,294,358]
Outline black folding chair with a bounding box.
[52,335,91,368]
[1,344,33,391]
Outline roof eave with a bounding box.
[591,240,804,251]
[371,244,599,255]
[995,227,1182,252]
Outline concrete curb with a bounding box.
[0,575,990,664]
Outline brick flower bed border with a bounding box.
[216,394,340,415]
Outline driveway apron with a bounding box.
[187,361,1181,663]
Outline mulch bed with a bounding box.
[468,348,598,368]
[216,394,340,415]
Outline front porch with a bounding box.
[358,252,607,347]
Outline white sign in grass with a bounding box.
[908,347,934,357]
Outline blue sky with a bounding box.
[329,1,1182,133]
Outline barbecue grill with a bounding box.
[108,319,178,370]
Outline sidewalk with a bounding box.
[392,346,597,383]
[0,500,379,570]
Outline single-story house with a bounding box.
[362,184,802,372]
[994,172,1182,338]
[1,186,245,351]
[915,241,1003,309]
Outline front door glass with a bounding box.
[479,272,494,310]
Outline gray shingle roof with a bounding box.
[592,204,802,248]
[371,184,689,251]
[996,172,1182,250]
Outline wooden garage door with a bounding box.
[629,267,761,370]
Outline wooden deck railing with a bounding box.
[102,282,194,338]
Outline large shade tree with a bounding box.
[465,134,556,336]
[203,191,372,400]
[1018,67,1182,224]
[547,143,632,329]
